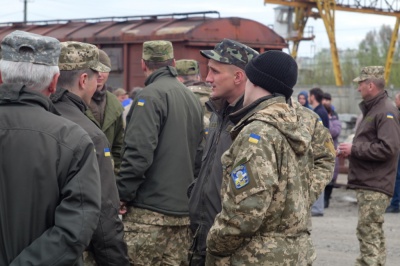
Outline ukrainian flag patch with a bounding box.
[104,148,111,157]
[205,128,209,135]
[231,164,250,189]
[318,118,323,124]
[387,113,394,119]
[137,99,145,106]
[248,133,260,144]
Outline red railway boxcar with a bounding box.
[0,11,287,91]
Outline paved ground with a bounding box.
[311,174,400,266]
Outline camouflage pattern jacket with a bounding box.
[206,96,318,265]
[183,80,212,128]
[0,84,101,266]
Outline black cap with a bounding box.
[245,50,298,99]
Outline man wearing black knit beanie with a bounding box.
[206,50,335,265]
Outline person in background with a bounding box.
[0,30,101,265]
[309,87,330,217]
[113,88,131,106]
[322,92,339,118]
[338,66,400,265]
[188,39,259,265]
[176,59,212,128]
[324,104,342,208]
[86,49,124,175]
[122,87,143,125]
[118,40,203,265]
[386,91,400,213]
[52,41,129,266]
[298,90,312,109]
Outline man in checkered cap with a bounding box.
[187,38,259,265]
[118,40,203,265]
[338,65,400,265]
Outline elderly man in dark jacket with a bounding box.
[338,66,400,266]
[0,31,101,265]
[51,41,129,266]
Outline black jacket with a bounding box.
[188,95,244,256]
[51,88,129,266]
[0,84,101,266]
[118,66,203,216]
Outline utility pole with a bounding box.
[24,0,27,23]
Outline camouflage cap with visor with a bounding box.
[58,41,110,72]
[1,30,60,66]
[142,40,174,62]
[353,66,385,82]
[175,59,200,76]
[200,39,259,70]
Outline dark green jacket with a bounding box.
[86,89,124,174]
[0,84,101,266]
[51,88,129,266]
[118,66,203,216]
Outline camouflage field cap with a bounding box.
[200,39,259,70]
[175,59,199,76]
[142,40,174,62]
[353,66,385,82]
[1,30,60,66]
[58,41,110,72]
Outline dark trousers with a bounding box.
[389,159,400,208]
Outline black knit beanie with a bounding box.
[245,50,298,99]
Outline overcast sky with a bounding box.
[0,0,397,57]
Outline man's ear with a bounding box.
[233,70,245,85]
[141,59,147,73]
[0,72,3,84]
[47,73,60,94]
[78,72,89,89]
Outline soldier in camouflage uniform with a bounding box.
[118,40,203,266]
[176,59,212,127]
[338,66,400,266]
[188,39,258,266]
[206,51,329,265]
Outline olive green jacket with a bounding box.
[86,90,124,174]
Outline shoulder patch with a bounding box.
[318,118,323,125]
[137,99,145,106]
[104,148,111,157]
[231,164,250,189]
[248,133,261,144]
[387,112,394,119]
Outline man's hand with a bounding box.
[337,143,352,158]
[119,201,127,215]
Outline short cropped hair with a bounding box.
[309,87,324,103]
[0,60,59,91]
[57,69,97,89]
[144,59,174,71]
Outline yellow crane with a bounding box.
[264,0,400,86]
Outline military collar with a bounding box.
[0,83,60,115]
[51,87,88,113]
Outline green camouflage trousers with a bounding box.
[355,189,390,266]
[123,208,191,266]
[82,251,97,266]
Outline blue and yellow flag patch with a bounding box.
[137,99,145,106]
[248,133,260,144]
[104,148,111,157]
[387,113,394,119]
[318,118,323,124]
[204,128,209,135]
[231,164,250,189]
